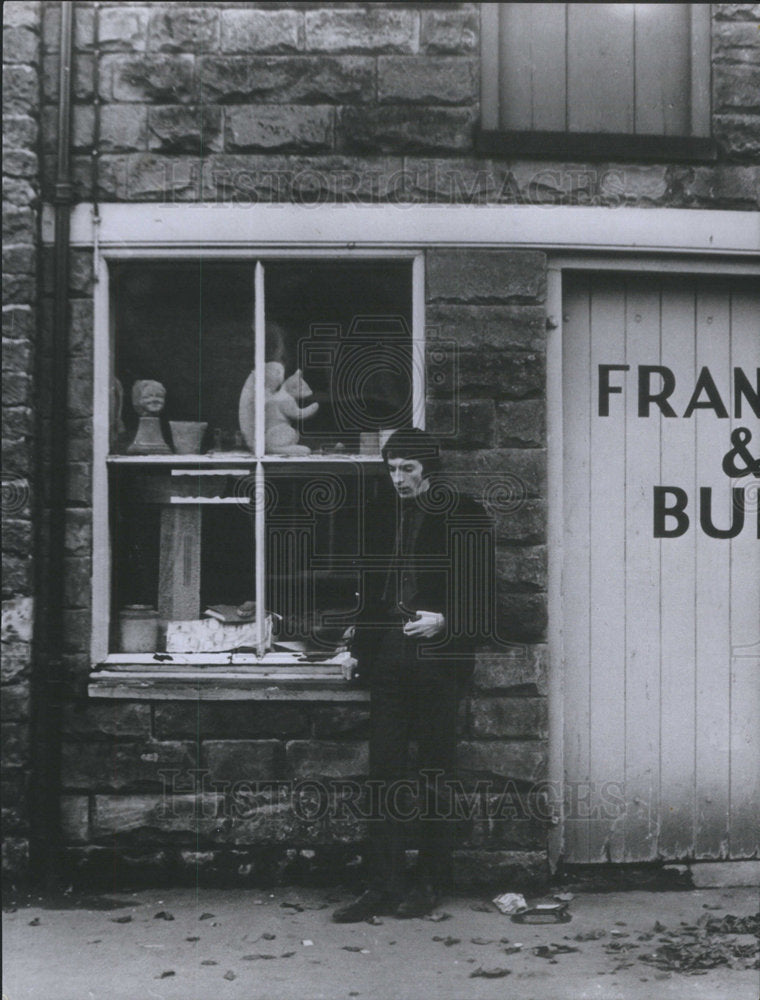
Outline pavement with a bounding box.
[2,884,758,1000]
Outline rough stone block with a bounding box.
[310,706,370,739]
[447,448,546,500]
[98,6,150,52]
[1,406,33,440]
[426,304,546,351]
[714,62,760,113]
[495,399,545,448]
[378,56,476,104]
[148,6,219,52]
[457,740,547,784]
[2,64,37,115]
[453,849,548,890]
[491,499,546,545]
[225,105,333,152]
[3,244,35,275]
[60,795,89,843]
[1,596,34,644]
[1,722,30,766]
[62,701,151,739]
[202,740,282,783]
[3,206,36,246]
[1,556,32,598]
[148,104,222,153]
[0,685,30,722]
[102,53,196,103]
[470,696,548,739]
[220,8,301,53]
[154,702,309,740]
[713,113,760,160]
[3,113,38,151]
[4,2,41,30]
[427,250,546,304]
[92,793,223,840]
[429,347,543,399]
[305,7,417,54]
[421,8,478,54]
[286,740,368,779]
[338,106,475,154]
[2,836,29,878]
[496,545,547,592]
[598,165,669,206]
[201,153,404,204]
[0,642,32,685]
[2,519,32,555]
[682,164,760,208]
[473,645,548,695]
[198,55,375,104]
[713,18,760,62]
[496,591,547,642]
[99,103,148,152]
[2,26,39,65]
[427,398,495,449]
[61,740,197,792]
[2,305,35,340]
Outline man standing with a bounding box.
[333,429,494,921]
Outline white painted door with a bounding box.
[562,274,759,862]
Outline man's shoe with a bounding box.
[395,884,438,919]
[332,889,398,923]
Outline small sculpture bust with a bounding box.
[127,379,172,454]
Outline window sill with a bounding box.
[89,652,368,701]
[475,129,719,164]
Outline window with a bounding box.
[97,256,420,676]
[479,3,715,161]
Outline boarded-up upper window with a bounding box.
[481,3,711,138]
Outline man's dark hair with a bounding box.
[381,428,441,477]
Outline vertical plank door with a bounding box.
[561,274,759,862]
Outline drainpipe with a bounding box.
[31,0,74,889]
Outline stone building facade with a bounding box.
[2,2,759,887]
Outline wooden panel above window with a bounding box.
[478,3,716,162]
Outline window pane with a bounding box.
[263,260,413,455]
[112,262,254,455]
[264,466,386,649]
[110,467,256,654]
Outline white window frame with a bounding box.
[45,202,757,699]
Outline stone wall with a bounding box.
[4,0,758,885]
[37,2,759,209]
[55,243,552,891]
[2,0,42,885]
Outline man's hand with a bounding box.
[403,610,445,638]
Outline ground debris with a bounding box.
[223,970,236,981]
[110,915,132,924]
[199,912,215,921]
[200,960,218,966]
[155,970,175,979]
[704,912,759,936]
[470,937,494,945]
[28,917,41,926]
[186,936,200,942]
[154,910,174,921]
[432,935,460,947]
[424,911,452,922]
[469,901,494,913]
[533,943,580,959]
[469,966,511,979]
[638,916,759,976]
[574,929,606,941]
[241,953,276,961]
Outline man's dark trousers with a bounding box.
[367,626,460,895]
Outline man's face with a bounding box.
[387,457,428,498]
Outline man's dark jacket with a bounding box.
[351,482,496,685]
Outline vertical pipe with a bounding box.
[32,0,74,887]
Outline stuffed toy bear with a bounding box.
[238,360,319,455]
